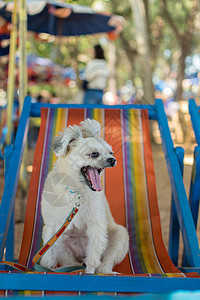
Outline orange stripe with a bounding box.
[67,108,84,126]
[141,110,182,275]
[19,108,48,266]
[91,109,104,187]
[104,109,132,275]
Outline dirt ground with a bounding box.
[0,138,199,267]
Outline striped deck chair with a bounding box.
[0,96,200,295]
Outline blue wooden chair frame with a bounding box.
[168,146,184,266]
[188,99,200,233]
[0,127,7,160]
[0,96,200,294]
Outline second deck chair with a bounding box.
[0,97,200,295]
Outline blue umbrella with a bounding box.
[0,1,124,37]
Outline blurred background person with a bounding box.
[83,44,109,104]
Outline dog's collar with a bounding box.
[65,186,81,207]
[65,186,77,194]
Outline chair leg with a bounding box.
[168,147,184,266]
[182,145,200,266]
[156,99,200,267]
[4,146,15,265]
[189,146,200,228]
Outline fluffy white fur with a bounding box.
[41,119,129,274]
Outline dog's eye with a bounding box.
[110,152,114,155]
[90,152,99,158]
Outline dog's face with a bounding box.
[52,119,116,192]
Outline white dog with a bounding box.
[41,119,129,274]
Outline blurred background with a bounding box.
[0,0,199,103]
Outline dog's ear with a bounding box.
[80,119,101,138]
[52,125,82,157]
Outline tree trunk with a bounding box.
[175,47,188,101]
[119,32,137,86]
[129,0,155,104]
[161,0,198,101]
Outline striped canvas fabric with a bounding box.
[18,107,184,278]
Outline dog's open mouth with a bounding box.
[81,166,103,192]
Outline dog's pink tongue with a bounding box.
[87,167,102,192]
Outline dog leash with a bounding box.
[0,188,85,273]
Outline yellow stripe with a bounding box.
[52,108,62,165]
[166,273,185,278]
[60,108,67,131]
[93,109,104,137]
[24,291,31,296]
[52,109,67,166]
[131,110,163,274]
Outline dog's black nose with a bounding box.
[107,158,116,167]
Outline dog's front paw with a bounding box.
[97,266,120,275]
[40,256,57,270]
[85,266,95,274]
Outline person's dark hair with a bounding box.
[37,95,43,103]
[94,44,105,60]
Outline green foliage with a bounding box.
[64,0,94,6]
[161,0,193,33]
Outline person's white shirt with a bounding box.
[84,59,109,90]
